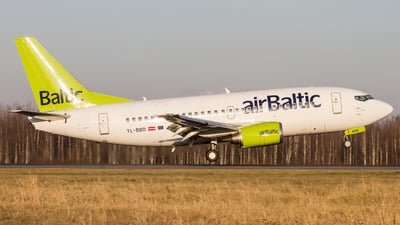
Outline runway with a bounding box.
[0,165,399,170]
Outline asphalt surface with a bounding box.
[0,165,399,170]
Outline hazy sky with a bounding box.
[1,1,399,112]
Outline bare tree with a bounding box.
[0,105,399,165]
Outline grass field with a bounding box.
[0,168,399,225]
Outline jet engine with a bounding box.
[230,122,283,148]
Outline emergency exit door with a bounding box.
[98,113,110,135]
[331,92,342,114]
[226,106,235,120]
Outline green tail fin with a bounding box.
[15,37,132,112]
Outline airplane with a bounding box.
[11,37,393,162]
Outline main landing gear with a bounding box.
[206,141,219,162]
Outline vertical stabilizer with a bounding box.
[15,37,132,112]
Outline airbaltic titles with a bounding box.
[40,89,321,114]
[39,88,84,106]
[243,92,321,112]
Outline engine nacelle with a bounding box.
[230,122,283,148]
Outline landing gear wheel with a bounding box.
[343,136,352,148]
[206,149,219,162]
[206,141,219,162]
[344,140,352,148]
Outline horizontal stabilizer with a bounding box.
[10,110,70,122]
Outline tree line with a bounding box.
[0,104,399,165]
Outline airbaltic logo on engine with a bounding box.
[259,129,279,136]
[39,88,84,105]
[243,92,321,112]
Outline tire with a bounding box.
[206,149,219,162]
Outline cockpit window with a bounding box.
[355,95,374,102]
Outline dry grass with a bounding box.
[0,168,399,225]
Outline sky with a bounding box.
[0,1,399,112]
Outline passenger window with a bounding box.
[244,107,252,114]
[188,112,192,116]
[207,111,212,115]
[194,112,198,116]
[182,113,186,116]
[132,117,136,122]
[214,110,218,114]
[126,118,130,123]
[144,116,148,120]
[221,109,225,114]
[138,117,142,121]
[201,111,205,115]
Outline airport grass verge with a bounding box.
[0,168,399,225]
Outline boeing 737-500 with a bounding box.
[12,37,393,162]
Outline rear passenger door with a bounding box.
[98,113,110,135]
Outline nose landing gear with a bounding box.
[343,135,352,148]
[343,126,366,148]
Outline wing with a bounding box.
[158,114,240,145]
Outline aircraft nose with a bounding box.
[380,101,393,117]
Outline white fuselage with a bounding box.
[31,87,393,147]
